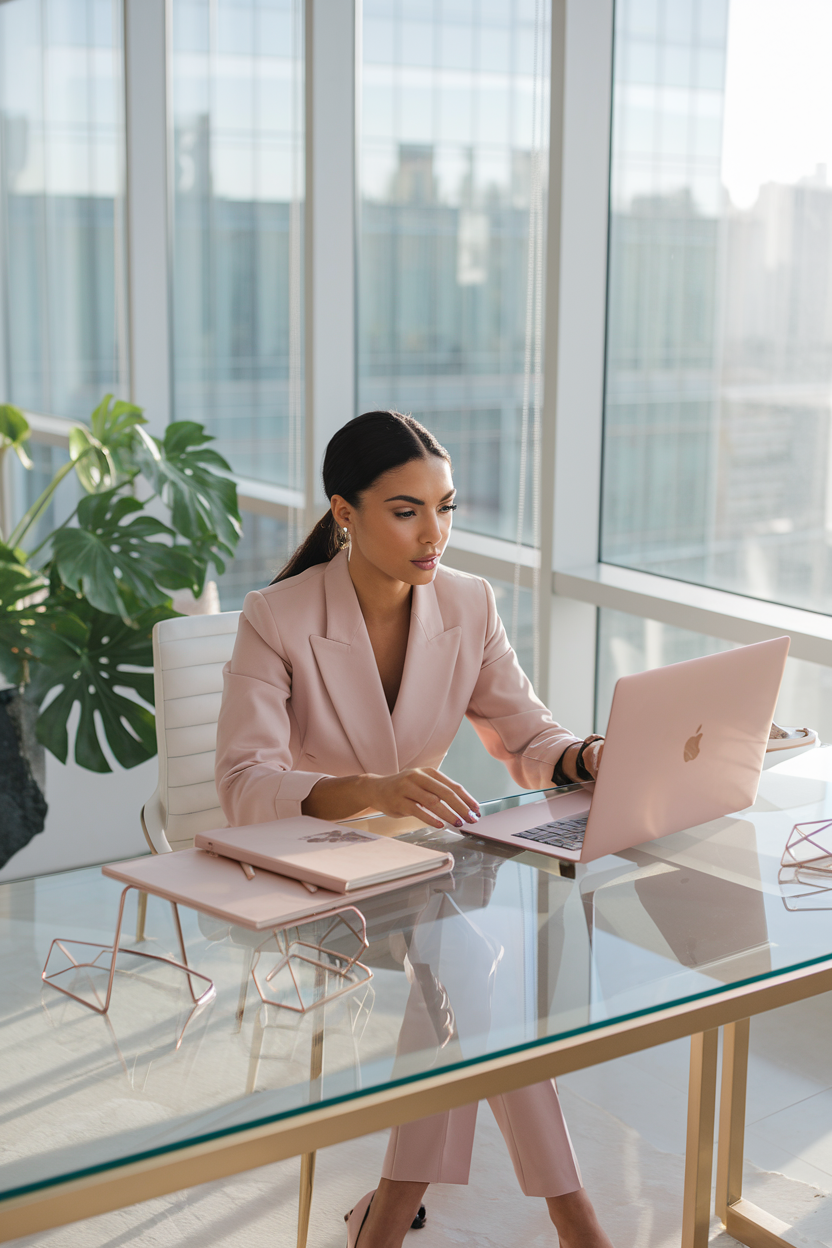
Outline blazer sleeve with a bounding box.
[465,580,582,790]
[214,591,332,825]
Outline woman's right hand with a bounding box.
[366,767,480,829]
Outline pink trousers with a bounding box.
[378,890,582,1198]
[381,1078,582,1197]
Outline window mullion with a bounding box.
[124,0,172,433]
[305,0,358,526]
[543,0,614,733]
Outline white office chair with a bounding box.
[139,609,320,1248]
[139,610,254,1013]
[140,610,241,856]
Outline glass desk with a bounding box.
[4,748,832,1248]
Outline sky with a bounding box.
[722,0,832,208]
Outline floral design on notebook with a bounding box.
[302,829,373,844]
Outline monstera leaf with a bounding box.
[137,421,241,564]
[0,551,47,686]
[68,425,117,494]
[88,394,148,482]
[51,488,204,622]
[65,397,149,495]
[0,404,33,470]
[28,594,175,772]
[89,392,146,447]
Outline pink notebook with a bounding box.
[196,816,454,893]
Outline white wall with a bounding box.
[0,749,154,883]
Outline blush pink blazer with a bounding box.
[215,550,581,826]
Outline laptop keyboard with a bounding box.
[513,813,589,852]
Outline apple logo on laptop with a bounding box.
[684,725,703,762]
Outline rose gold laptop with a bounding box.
[461,637,790,865]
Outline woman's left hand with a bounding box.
[581,736,604,779]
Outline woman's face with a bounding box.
[332,455,456,587]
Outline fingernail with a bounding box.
[467,810,478,822]
[454,819,464,828]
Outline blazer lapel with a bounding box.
[392,578,461,768]
[309,553,399,777]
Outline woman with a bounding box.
[215,411,612,1248]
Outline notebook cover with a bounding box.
[194,816,454,893]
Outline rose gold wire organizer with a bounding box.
[778,819,832,911]
[250,908,373,1014]
[42,885,372,1018]
[41,887,216,1018]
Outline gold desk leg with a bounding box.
[135,891,148,943]
[297,1150,316,1248]
[236,946,254,1032]
[246,1008,264,1096]
[682,1029,719,1248]
[716,1019,791,1248]
[297,966,326,1248]
[716,1017,750,1221]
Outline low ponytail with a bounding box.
[272,410,450,583]
[273,511,347,583]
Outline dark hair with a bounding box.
[273,411,451,582]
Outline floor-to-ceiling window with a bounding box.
[602,0,832,618]
[358,0,550,545]
[170,0,304,489]
[596,0,832,733]
[0,0,127,419]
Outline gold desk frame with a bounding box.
[4,955,832,1245]
[715,1017,794,1248]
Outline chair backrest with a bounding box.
[142,610,241,854]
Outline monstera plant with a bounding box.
[0,398,240,867]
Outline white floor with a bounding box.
[11,994,832,1248]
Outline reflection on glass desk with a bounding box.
[3,746,832,1247]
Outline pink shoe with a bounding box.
[344,1190,374,1248]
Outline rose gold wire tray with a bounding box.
[780,818,832,877]
[251,908,373,1014]
[41,886,216,1019]
[778,818,832,911]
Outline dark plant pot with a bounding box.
[0,688,48,870]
